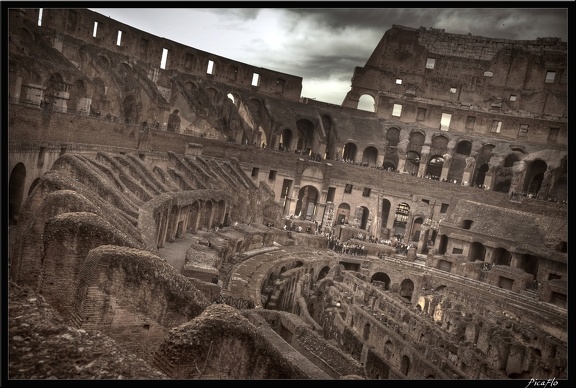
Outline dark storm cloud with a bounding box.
[288,8,567,40]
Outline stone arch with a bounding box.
[97,55,110,68]
[322,114,336,159]
[504,153,520,168]
[90,77,107,114]
[278,128,293,151]
[206,87,220,103]
[393,203,410,237]
[226,91,238,105]
[201,201,214,230]
[28,177,41,196]
[9,163,26,226]
[399,279,414,301]
[336,202,350,225]
[456,140,472,156]
[474,163,489,186]
[411,217,423,242]
[358,206,369,230]
[382,150,398,170]
[362,146,378,166]
[524,159,547,195]
[68,78,87,114]
[342,142,357,161]
[384,339,394,358]
[401,355,411,375]
[185,81,198,95]
[358,93,376,112]
[408,131,425,151]
[404,151,420,175]
[295,185,319,220]
[187,201,201,233]
[446,155,466,183]
[122,95,139,123]
[44,72,67,110]
[296,119,316,154]
[518,254,539,277]
[317,266,330,281]
[431,134,449,149]
[492,247,512,266]
[371,272,390,290]
[362,322,371,340]
[381,199,392,236]
[468,242,486,262]
[425,155,444,179]
[438,235,448,254]
[386,127,400,147]
[549,156,567,200]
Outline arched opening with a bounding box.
[405,151,420,175]
[401,355,410,375]
[381,199,391,237]
[438,235,448,254]
[322,114,336,159]
[468,242,486,262]
[342,142,357,162]
[382,159,397,171]
[384,340,393,358]
[386,127,400,147]
[28,177,41,196]
[371,272,391,290]
[317,266,330,281]
[475,163,489,186]
[492,247,512,266]
[358,94,375,112]
[504,153,520,168]
[362,146,378,167]
[44,73,67,112]
[524,159,547,195]
[90,77,107,115]
[336,203,351,226]
[294,185,319,220]
[399,279,414,301]
[363,322,371,340]
[296,119,315,154]
[425,156,444,180]
[411,217,423,242]
[68,79,87,114]
[359,206,370,230]
[393,203,410,238]
[122,95,138,123]
[408,131,425,152]
[9,163,26,226]
[518,254,539,277]
[279,128,292,151]
[456,140,472,156]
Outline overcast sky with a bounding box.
[89,7,568,105]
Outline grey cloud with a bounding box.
[287,8,567,41]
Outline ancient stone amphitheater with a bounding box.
[7,8,568,380]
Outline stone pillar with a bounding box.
[10,75,22,100]
[510,252,522,269]
[485,247,495,265]
[418,151,429,177]
[287,185,300,217]
[416,225,429,254]
[397,156,407,173]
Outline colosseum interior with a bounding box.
[7,8,568,381]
